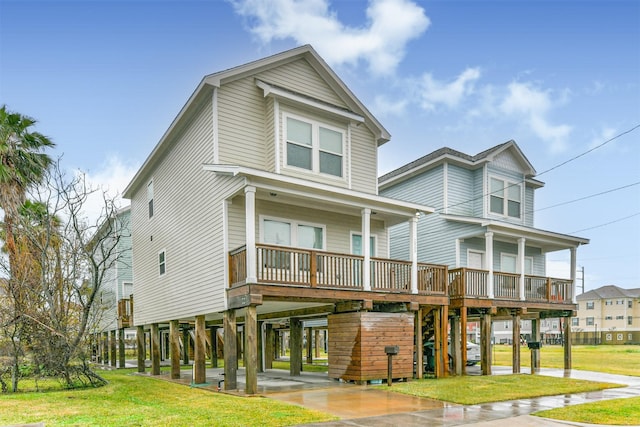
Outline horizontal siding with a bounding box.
[447,164,474,216]
[473,168,484,217]
[380,166,443,208]
[257,58,347,107]
[218,78,266,169]
[131,98,229,326]
[525,185,535,227]
[349,123,377,194]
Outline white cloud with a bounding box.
[372,94,408,116]
[500,82,572,153]
[230,0,430,75]
[79,156,139,223]
[419,67,481,111]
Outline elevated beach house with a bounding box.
[122,45,451,393]
[379,141,590,374]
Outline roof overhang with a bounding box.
[441,214,590,252]
[204,164,434,226]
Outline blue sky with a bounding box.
[1,0,638,291]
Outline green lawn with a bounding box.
[535,396,640,426]
[382,374,620,405]
[0,369,336,427]
[491,344,640,376]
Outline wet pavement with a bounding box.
[147,365,640,426]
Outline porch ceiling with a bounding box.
[205,164,434,226]
[443,214,589,253]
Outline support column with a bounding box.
[564,316,572,371]
[361,208,371,291]
[410,215,418,294]
[434,308,442,378]
[265,324,274,369]
[512,311,521,373]
[245,186,257,283]
[290,318,302,376]
[118,328,126,368]
[455,238,461,268]
[485,231,494,298]
[518,237,526,301]
[460,307,467,374]
[209,327,218,368]
[136,325,145,373]
[257,321,264,373]
[441,305,449,377]
[305,327,313,364]
[451,314,462,376]
[415,308,423,379]
[531,317,540,374]
[151,323,160,376]
[315,329,321,359]
[245,306,258,394]
[182,326,190,365]
[102,332,109,365]
[223,310,237,390]
[194,315,206,384]
[480,312,492,376]
[110,330,117,367]
[169,320,181,379]
[570,247,578,303]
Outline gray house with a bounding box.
[379,141,589,372]
[92,206,133,367]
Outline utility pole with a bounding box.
[578,266,585,294]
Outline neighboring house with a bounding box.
[379,141,590,373]
[91,206,133,367]
[123,45,447,392]
[574,285,640,344]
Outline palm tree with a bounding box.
[0,105,55,267]
[0,105,54,392]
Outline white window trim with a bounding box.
[467,249,486,269]
[158,249,166,277]
[122,281,133,299]
[147,179,155,219]
[282,111,347,181]
[488,175,523,219]
[350,231,377,257]
[259,215,327,250]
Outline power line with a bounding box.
[436,123,640,214]
[532,181,640,213]
[569,211,640,234]
[536,124,640,177]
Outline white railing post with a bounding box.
[485,231,494,298]
[518,237,526,301]
[570,247,577,303]
[362,208,371,291]
[410,215,418,294]
[245,186,257,283]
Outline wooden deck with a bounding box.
[229,244,448,296]
[117,297,133,328]
[229,246,575,308]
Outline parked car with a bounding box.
[422,340,481,371]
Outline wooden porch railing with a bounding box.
[449,267,574,303]
[228,244,448,295]
[117,296,133,329]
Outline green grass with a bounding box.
[382,374,620,405]
[535,396,640,426]
[0,368,336,427]
[491,344,640,376]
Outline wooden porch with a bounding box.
[448,267,574,305]
[229,244,448,296]
[117,297,134,329]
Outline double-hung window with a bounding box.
[489,178,521,218]
[285,115,344,178]
[262,218,324,250]
[158,250,166,276]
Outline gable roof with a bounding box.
[379,140,541,189]
[124,45,388,198]
[577,285,640,300]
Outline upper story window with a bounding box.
[586,317,594,326]
[285,114,344,178]
[586,301,594,310]
[629,300,633,308]
[147,180,154,219]
[572,318,579,326]
[489,177,521,218]
[605,300,613,305]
